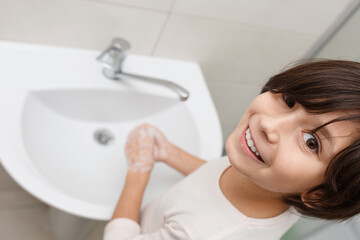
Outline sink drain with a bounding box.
[94,129,114,145]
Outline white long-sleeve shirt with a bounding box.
[104,156,299,240]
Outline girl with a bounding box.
[104,60,360,239]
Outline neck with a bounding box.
[220,166,289,218]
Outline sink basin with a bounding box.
[23,89,198,206]
[0,41,223,220]
[27,89,179,122]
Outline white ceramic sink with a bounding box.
[0,41,223,221]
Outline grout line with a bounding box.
[150,0,178,56]
[85,0,168,14]
[0,204,46,212]
[207,81,264,87]
[169,12,317,38]
[302,0,360,58]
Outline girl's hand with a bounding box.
[126,123,205,176]
[125,123,177,172]
[125,124,157,173]
[148,125,172,163]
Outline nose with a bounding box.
[259,112,295,144]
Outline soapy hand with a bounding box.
[125,124,170,172]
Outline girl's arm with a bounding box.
[110,170,150,222]
[110,125,155,222]
[160,143,206,176]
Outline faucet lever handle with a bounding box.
[96,38,131,72]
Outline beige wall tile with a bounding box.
[0,190,43,209]
[173,0,353,35]
[0,163,22,191]
[0,0,167,54]
[0,206,54,240]
[315,5,360,60]
[85,221,107,240]
[154,14,315,85]
[91,0,175,12]
[207,82,261,142]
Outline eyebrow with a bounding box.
[317,126,335,149]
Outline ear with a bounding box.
[301,192,311,207]
[301,191,323,208]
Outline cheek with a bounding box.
[268,157,326,193]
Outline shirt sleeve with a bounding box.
[103,218,191,240]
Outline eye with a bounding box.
[282,94,296,108]
[303,132,320,153]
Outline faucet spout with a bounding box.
[114,72,190,101]
[97,38,190,101]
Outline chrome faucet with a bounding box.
[97,38,190,101]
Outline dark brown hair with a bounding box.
[261,59,360,220]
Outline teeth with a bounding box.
[246,128,261,157]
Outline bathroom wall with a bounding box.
[0,0,354,143]
[314,3,360,60]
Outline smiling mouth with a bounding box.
[245,128,264,163]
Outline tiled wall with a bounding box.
[315,3,360,60]
[0,0,353,141]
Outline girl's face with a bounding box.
[226,91,358,194]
